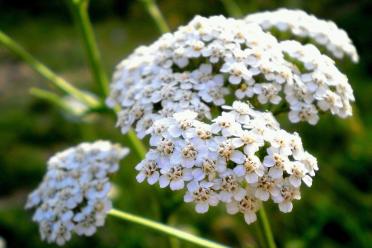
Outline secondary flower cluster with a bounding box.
[135,101,318,224]
[108,14,355,137]
[25,141,128,246]
[245,8,359,62]
[280,40,354,123]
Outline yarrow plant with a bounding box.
[25,141,128,245]
[0,1,359,247]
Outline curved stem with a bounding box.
[0,30,99,108]
[258,206,277,248]
[220,0,242,17]
[127,129,147,159]
[141,0,170,33]
[109,209,228,248]
[67,0,148,160]
[67,0,109,97]
[30,88,71,112]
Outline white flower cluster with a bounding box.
[108,14,355,136]
[135,101,318,224]
[245,8,359,63]
[25,141,128,246]
[280,40,355,123]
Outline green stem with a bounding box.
[30,88,71,111]
[254,220,266,248]
[220,0,243,17]
[67,0,109,97]
[67,0,148,160]
[0,30,99,108]
[109,209,228,248]
[141,0,170,33]
[31,87,92,117]
[258,206,276,248]
[127,129,147,159]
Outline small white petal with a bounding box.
[245,173,258,184]
[255,188,270,201]
[226,202,239,214]
[244,212,257,224]
[147,172,159,185]
[159,175,170,188]
[233,165,246,177]
[195,203,209,213]
[279,201,293,213]
[136,172,146,183]
[303,175,313,187]
[230,150,245,164]
[170,180,184,190]
[268,167,283,178]
[184,193,193,202]
[289,176,301,187]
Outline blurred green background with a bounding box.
[0,0,371,247]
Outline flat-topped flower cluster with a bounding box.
[108,14,356,138]
[245,8,359,63]
[135,101,318,224]
[25,141,128,245]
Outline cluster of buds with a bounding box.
[25,141,128,245]
[135,101,318,224]
[108,14,356,138]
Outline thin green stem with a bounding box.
[67,0,109,97]
[169,237,181,248]
[109,209,228,248]
[0,30,99,108]
[30,88,71,111]
[127,129,147,159]
[254,221,266,248]
[31,87,91,117]
[67,0,148,160]
[258,206,276,248]
[141,0,170,33]
[220,0,243,17]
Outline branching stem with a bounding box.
[0,30,99,108]
[67,0,109,97]
[109,209,228,248]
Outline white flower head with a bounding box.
[109,14,356,133]
[26,141,128,245]
[136,102,318,224]
[245,8,359,62]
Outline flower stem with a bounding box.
[0,30,100,108]
[141,0,170,33]
[67,0,109,97]
[108,209,228,248]
[67,0,148,160]
[30,88,71,111]
[127,129,147,159]
[258,206,277,248]
[220,0,243,17]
